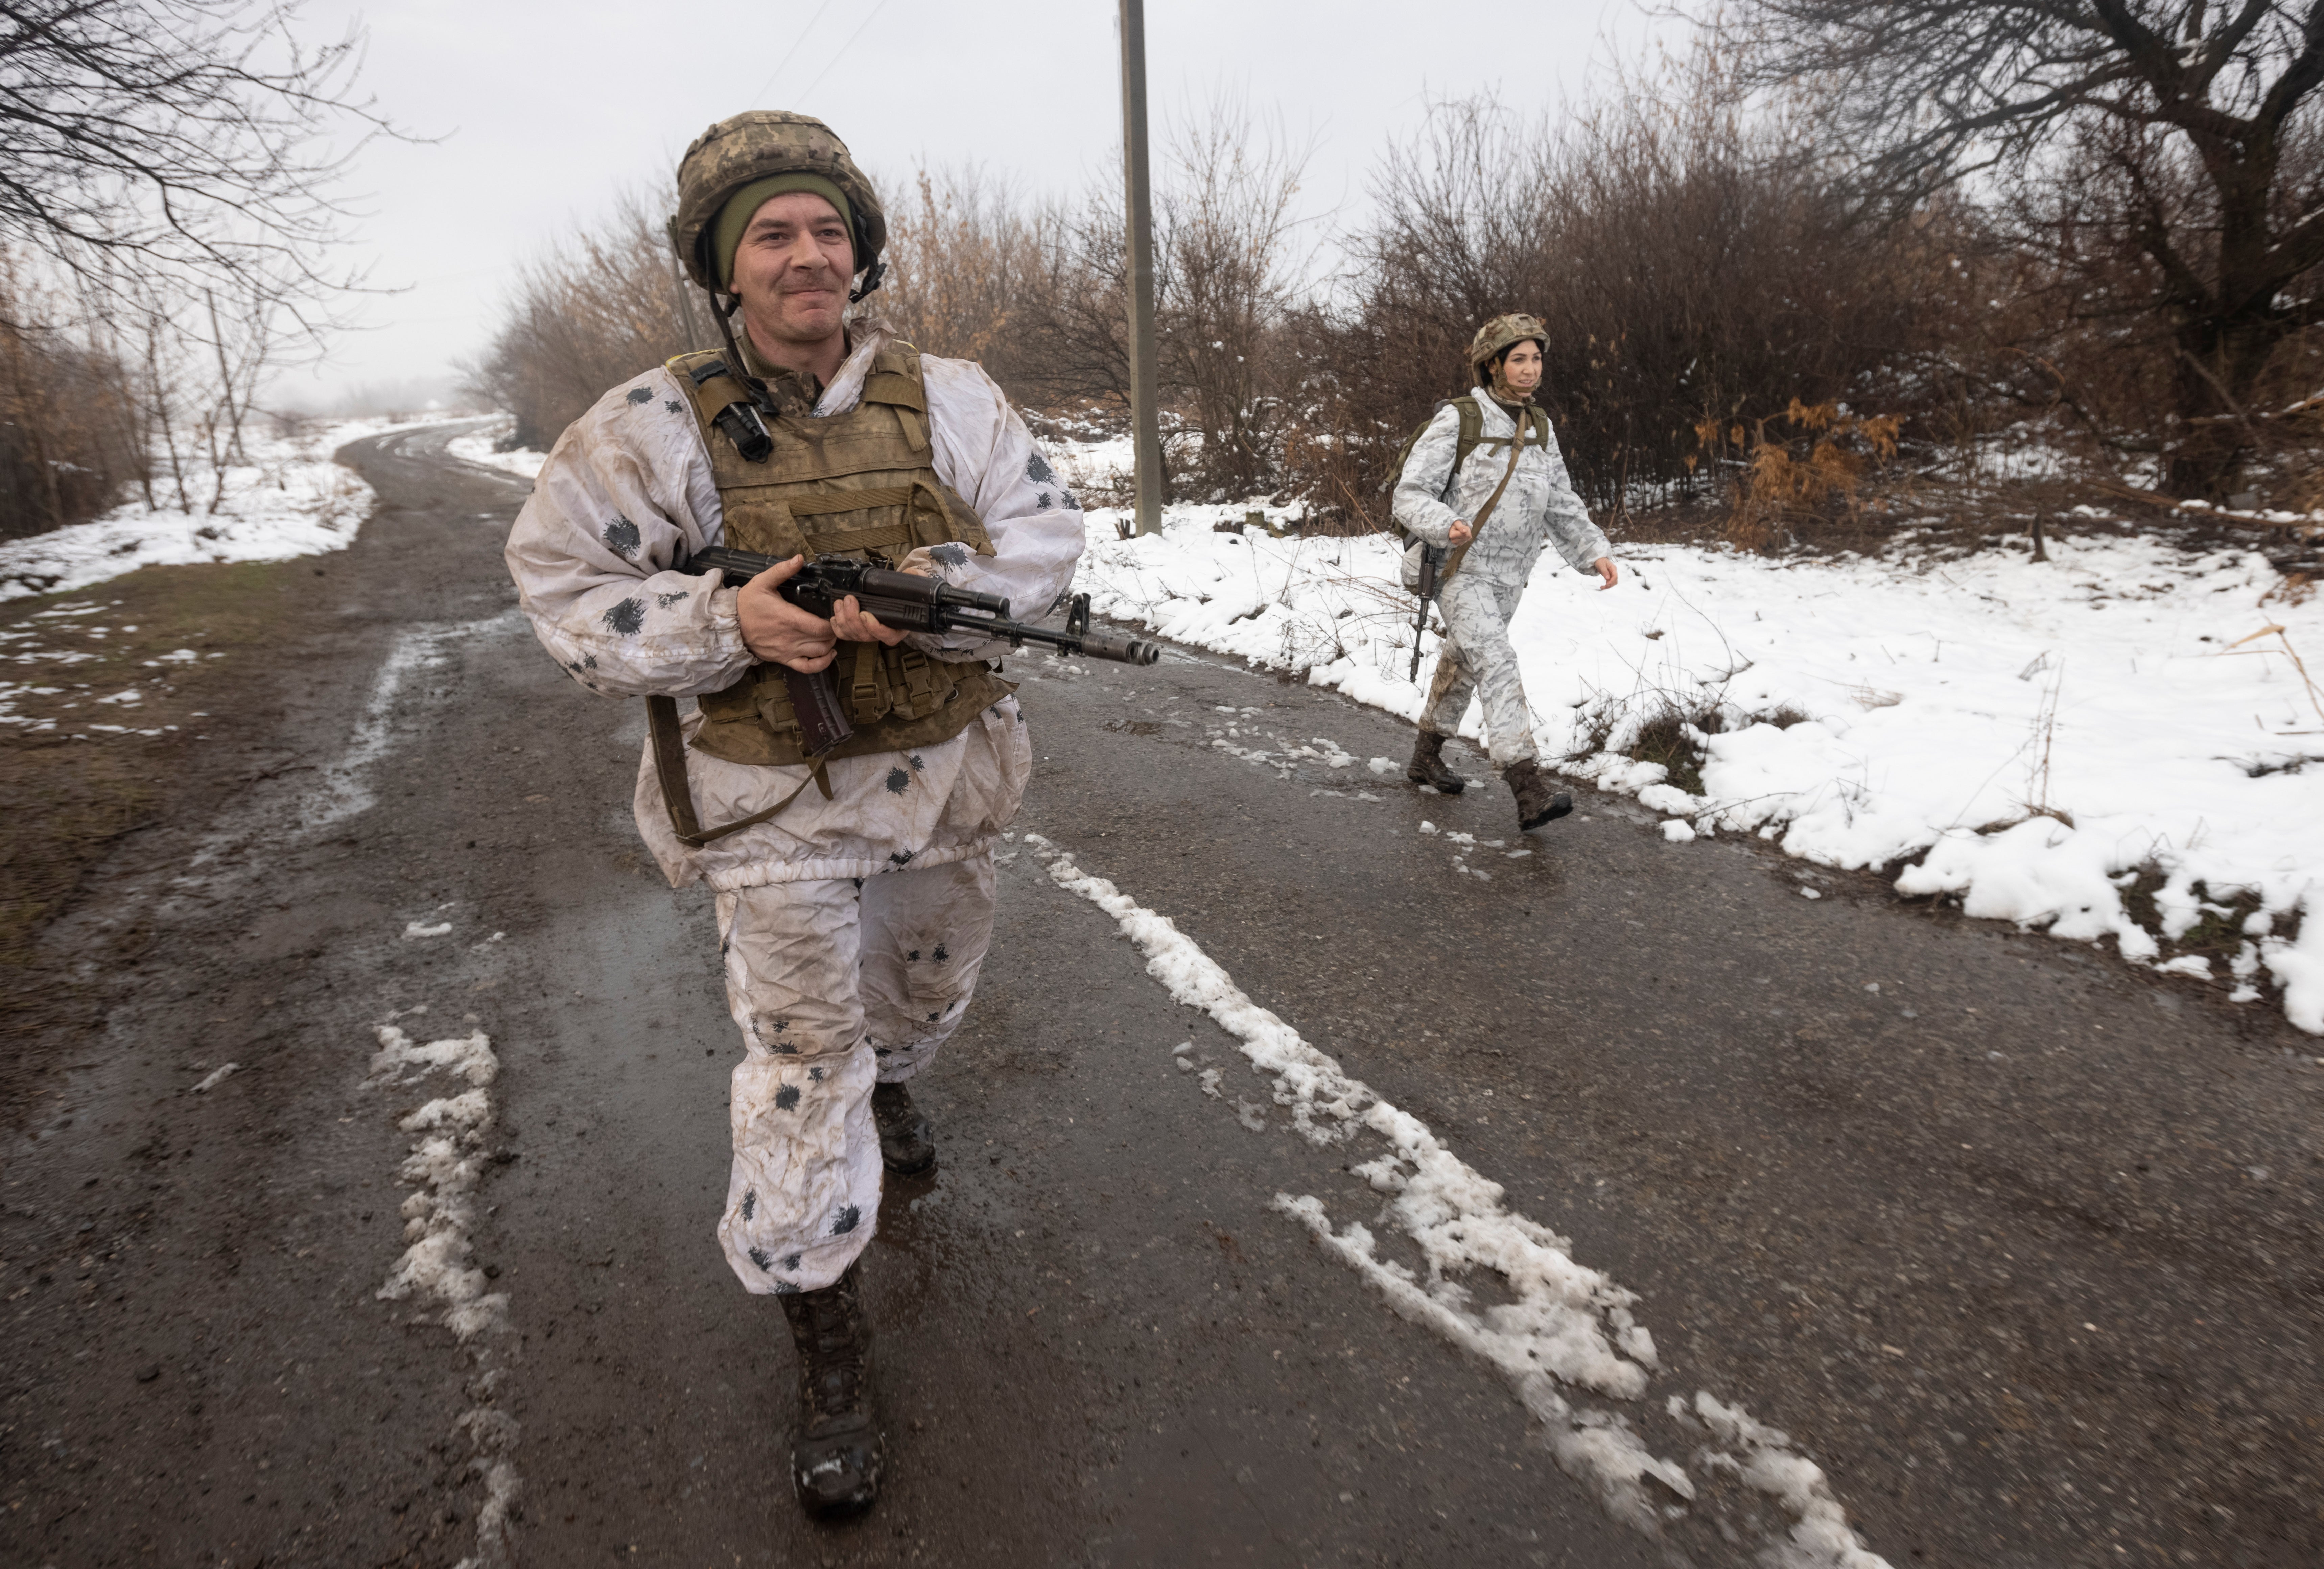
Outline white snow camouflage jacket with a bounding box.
[504,319,1085,892]
[1391,389,1611,585]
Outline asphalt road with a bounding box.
[3,423,2318,1569]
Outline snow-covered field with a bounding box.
[1069,496,2324,1036]
[0,417,445,601]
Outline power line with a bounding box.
[794,0,896,104]
[747,0,838,105]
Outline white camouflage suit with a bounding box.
[1393,389,1611,766]
[505,318,1084,1294]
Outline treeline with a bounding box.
[0,255,315,539]
[0,0,393,540]
[475,49,2324,526]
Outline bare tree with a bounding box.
[0,0,391,311]
[1155,99,1315,500]
[1297,74,1941,525]
[1733,0,2324,495]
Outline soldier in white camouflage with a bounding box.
[504,112,1084,1520]
[1392,314,1619,830]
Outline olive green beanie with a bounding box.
[711,173,854,289]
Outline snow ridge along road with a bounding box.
[1029,831,1888,1567]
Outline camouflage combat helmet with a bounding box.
[1468,313,1547,375]
[671,111,888,300]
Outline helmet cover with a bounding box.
[671,111,887,296]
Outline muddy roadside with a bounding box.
[1,429,539,1567]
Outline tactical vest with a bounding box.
[666,341,1015,770]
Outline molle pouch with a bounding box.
[843,640,894,725]
[884,645,948,721]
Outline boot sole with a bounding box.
[1405,772,1466,794]
[881,1148,936,1177]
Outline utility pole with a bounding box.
[1118,0,1163,536]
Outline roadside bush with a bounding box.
[1,255,149,538]
[464,196,700,452]
[1288,64,1951,529]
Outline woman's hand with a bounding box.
[1593,556,1619,591]
[1447,520,1474,547]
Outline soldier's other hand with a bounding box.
[1593,556,1620,591]
[894,546,941,579]
[737,555,841,671]
[831,596,909,647]
[1447,520,1474,546]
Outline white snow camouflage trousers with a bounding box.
[1423,573,1537,766]
[713,853,994,1294]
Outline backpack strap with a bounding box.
[1450,396,1483,475]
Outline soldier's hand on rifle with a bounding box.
[1593,556,1619,591]
[738,555,843,671]
[830,551,936,647]
[1447,519,1473,546]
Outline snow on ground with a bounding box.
[445,418,549,481]
[1027,831,1891,1566]
[1065,469,2324,1033]
[367,1000,520,1569]
[0,416,436,601]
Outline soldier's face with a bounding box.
[731,192,856,348]
[1500,341,1544,394]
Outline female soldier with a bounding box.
[1393,313,1619,829]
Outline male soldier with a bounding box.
[1394,314,1618,829]
[503,112,1084,1518]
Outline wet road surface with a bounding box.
[2,424,2318,1568]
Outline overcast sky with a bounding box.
[284,0,1682,410]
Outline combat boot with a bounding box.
[870,1080,935,1175]
[1504,758,1572,831]
[779,1263,883,1519]
[1406,730,1466,794]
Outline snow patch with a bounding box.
[0,416,429,600]
[1026,832,1887,1564]
[299,615,510,831]
[367,1018,520,1566]
[445,419,550,482]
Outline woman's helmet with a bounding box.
[1468,313,1547,376]
[670,111,888,300]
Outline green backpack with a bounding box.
[1386,396,1551,543]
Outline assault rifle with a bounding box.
[1407,543,1445,682]
[685,546,1162,757]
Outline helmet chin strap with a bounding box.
[848,259,886,304]
[706,292,772,408]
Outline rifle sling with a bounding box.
[647,693,832,848]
